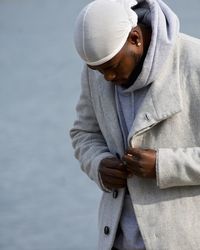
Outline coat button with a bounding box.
[113,190,118,199]
[104,226,110,235]
[145,113,150,121]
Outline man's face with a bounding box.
[88,40,142,88]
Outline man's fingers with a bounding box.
[100,166,128,179]
[99,157,129,189]
[101,157,127,171]
[123,148,156,178]
[122,153,145,177]
[103,175,127,189]
[122,154,141,169]
[126,147,142,159]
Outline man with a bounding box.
[70,0,200,249]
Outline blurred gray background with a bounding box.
[0,0,199,250]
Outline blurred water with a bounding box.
[0,1,199,250]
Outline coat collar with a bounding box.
[128,54,182,144]
[98,78,125,154]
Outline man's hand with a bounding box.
[99,157,128,190]
[122,148,156,179]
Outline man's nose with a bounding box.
[104,71,116,81]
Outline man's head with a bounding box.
[74,0,148,86]
[88,26,145,86]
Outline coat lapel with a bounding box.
[128,62,183,145]
[98,78,125,154]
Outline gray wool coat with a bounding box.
[70,33,200,250]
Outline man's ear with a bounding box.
[128,27,141,47]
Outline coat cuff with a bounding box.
[156,148,177,189]
[156,147,200,189]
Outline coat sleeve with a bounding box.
[156,147,200,189]
[70,65,113,191]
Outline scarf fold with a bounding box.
[124,0,180,92]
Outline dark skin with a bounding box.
[99,157,128,189]
[99,148,156,190]
[89,25,156,190]
[122,148,156,179]
[88,25,151,87]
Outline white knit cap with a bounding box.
[74,0,138,66]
